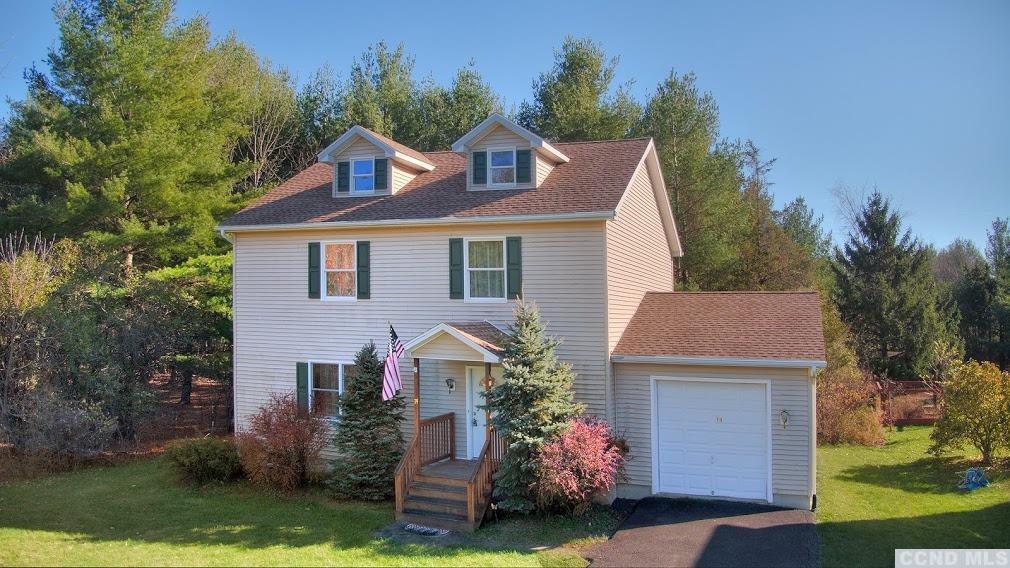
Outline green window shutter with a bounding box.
[336,161,350,192]
[374,158,388,190]
[308,242,321,299]
[449,238,464,299]
[506,236,522,300]
[516,149,532,184]
[356,240,370,299]
[472,151,487,185]
[296,362,309,413]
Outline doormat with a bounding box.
[403,523,450,537]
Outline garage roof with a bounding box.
[613,292,826,363]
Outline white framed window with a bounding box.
[487,147,516,188]
[322,241,356,300]
[464,237,506,301]
[351,158,375,193]
[309,361,355,419]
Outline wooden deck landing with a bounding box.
[420,459,479,480]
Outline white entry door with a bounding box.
[653,378,770,501]
[465,366,503,458]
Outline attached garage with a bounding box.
[611,292,826,510]
[653,378,770,501]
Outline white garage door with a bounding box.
[654,379,769,501]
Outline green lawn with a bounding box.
[5,427,1008,567]
[0,458,613,567]
[817,426,1010,568]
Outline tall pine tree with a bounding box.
[486,301,583,513]
[329,341,405,500]
[518,36,640,142]
[0,0,254,270]
[832,191,949,378]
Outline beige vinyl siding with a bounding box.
[331,138,389,197]
[613,362,814,503]
[232,221,609,451]
[334,137,381,160]
[391,162,417,193]
[410,334,486,362]
[467,124,534,191]
[535,153,554,186]
[605,161,675,351]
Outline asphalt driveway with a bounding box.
[585,498,819,568]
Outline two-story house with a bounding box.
[219,114,826,531]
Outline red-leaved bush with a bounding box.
[533,418,625,514]
[235,394,328,490]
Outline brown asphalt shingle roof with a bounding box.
[614,292,826,362]
[358,126,433,166]
[445,321,509,355]
[221,138,651,227]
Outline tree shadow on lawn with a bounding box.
[818,503,1010,568]
[0,459,608,562]
[837,455,1006,495]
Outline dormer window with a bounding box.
[352,159,375,193]
[488,148,516,187]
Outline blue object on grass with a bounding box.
[958,467,989,491]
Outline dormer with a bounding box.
[317,125,435,198]
[452,114,569,191]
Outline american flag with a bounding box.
[381,325,405,401]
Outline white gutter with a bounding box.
[610,354,826,375]
[217,210,614,233]
[218,228,233,244]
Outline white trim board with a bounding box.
[217,211,614,233]
[649,375,774,503]
[613,354,826,377]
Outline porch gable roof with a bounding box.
[403,321,508,363]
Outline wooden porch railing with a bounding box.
[394,412,455,513]
[465,427,506,524]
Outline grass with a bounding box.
[0,458,616,567]
[817,426,1010,568]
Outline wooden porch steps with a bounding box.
[393,405,505,534]
[395,459,490,532]
[408,481,467,500]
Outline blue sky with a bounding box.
[1,0,1007,250]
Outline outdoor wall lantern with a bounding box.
[444,378,455,393]
[780,409,791,429]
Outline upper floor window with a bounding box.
[352,158,374,192]
[310,361,355,418]
[488,148,515,187]
[324,242,356,299]
[465,238,506,300]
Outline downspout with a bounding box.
[219,228,236,433]
[809,365,818,510]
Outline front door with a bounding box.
[465,366,503,458]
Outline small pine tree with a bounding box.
[329,341,405,500]
[485,301,584,513]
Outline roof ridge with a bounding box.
[419,137,651,155]
[554,137,651,145]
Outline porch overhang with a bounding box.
[403,321,507,363]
